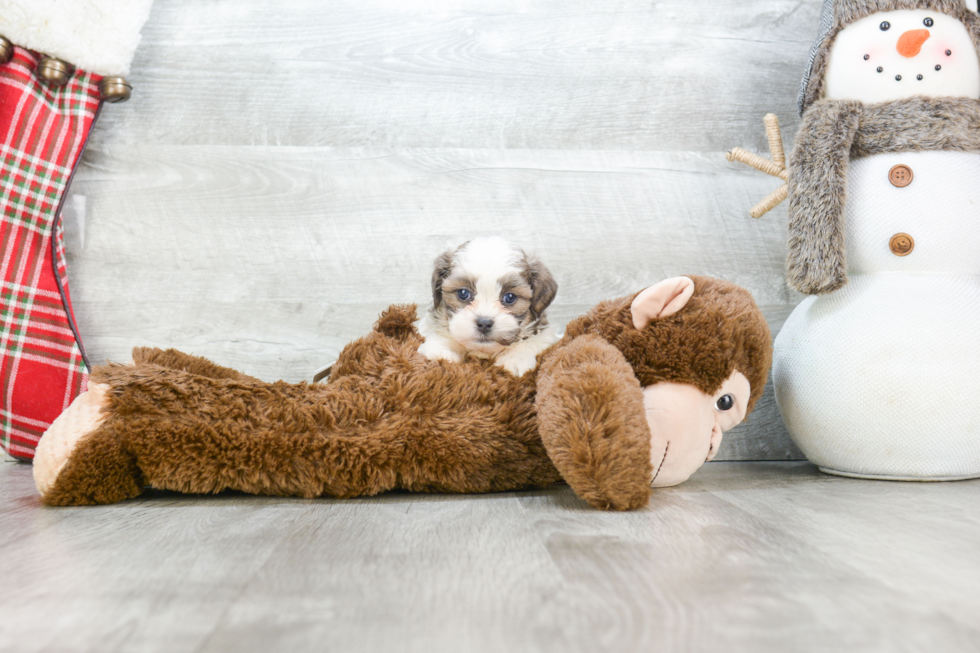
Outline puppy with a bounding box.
[417,237,560,376]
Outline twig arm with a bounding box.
[726,147,788,180]
[764,113,785,169]
[750,184,788,219]
[727,114,790,218]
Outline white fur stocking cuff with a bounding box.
[0,0,154,76]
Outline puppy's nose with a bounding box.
[897,29,930,57]
[476,317,494,334]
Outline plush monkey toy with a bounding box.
[33,276,771,510]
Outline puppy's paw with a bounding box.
[418,339,464,363]
[494,349,539,377]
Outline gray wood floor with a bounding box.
[3,457,979,653]
[59,0,825,461]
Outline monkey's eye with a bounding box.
[502,293,517,305]
[715,394,734,411]
[456,289,472,301]
[924,17,933,27]
[880,21,891,30]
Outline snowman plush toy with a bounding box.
[758,0,980,480]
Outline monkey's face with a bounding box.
[643,371,750,488]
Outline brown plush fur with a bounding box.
[787,97,980,294]
[562,276,772,414]
[800,0,980,112]
[41,278,772,510]
[535,335,652,510]
[47,311,562,506]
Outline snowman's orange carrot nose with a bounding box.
[897,29,930,57]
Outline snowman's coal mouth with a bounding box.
[867,56,944,81]
[875,69,938,81]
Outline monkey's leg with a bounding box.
[34,370,405,506]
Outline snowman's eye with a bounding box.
[715,394,734,411]
[880,21,891,31]
[924,17,934,27]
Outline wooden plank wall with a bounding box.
[65,0,823,460]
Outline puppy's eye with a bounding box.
[456,289,472,301]
[502,293,517,305]
[880,21,890,31]
[715,394,734,411]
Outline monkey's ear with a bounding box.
[431,251,454,309]
[526,256,558,317]
[630,276,694,330]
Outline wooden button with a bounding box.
[889,164,913,187]
[889,233,914,256]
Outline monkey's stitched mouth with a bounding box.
[650,441,669,487]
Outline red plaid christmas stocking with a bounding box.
[0,47,101,460]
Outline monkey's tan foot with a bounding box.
[33,383,110,499]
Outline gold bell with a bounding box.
[99,76,132,103]
[0,36,13,65]
[37,56,73,86]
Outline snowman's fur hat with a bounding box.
[799,0,980,114]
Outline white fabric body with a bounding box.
[846,151,980,273]
[0,0,154,76]
[824,9,980,104]
[775,151,980,479]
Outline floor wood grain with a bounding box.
[60,0,821,460]
[2,458,979,652]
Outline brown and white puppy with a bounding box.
[418,237,559,376]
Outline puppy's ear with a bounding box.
[526,256,558,317]
[431,250,454,309]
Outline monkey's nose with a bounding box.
[897,29,930,57]
[476,317,494,334]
